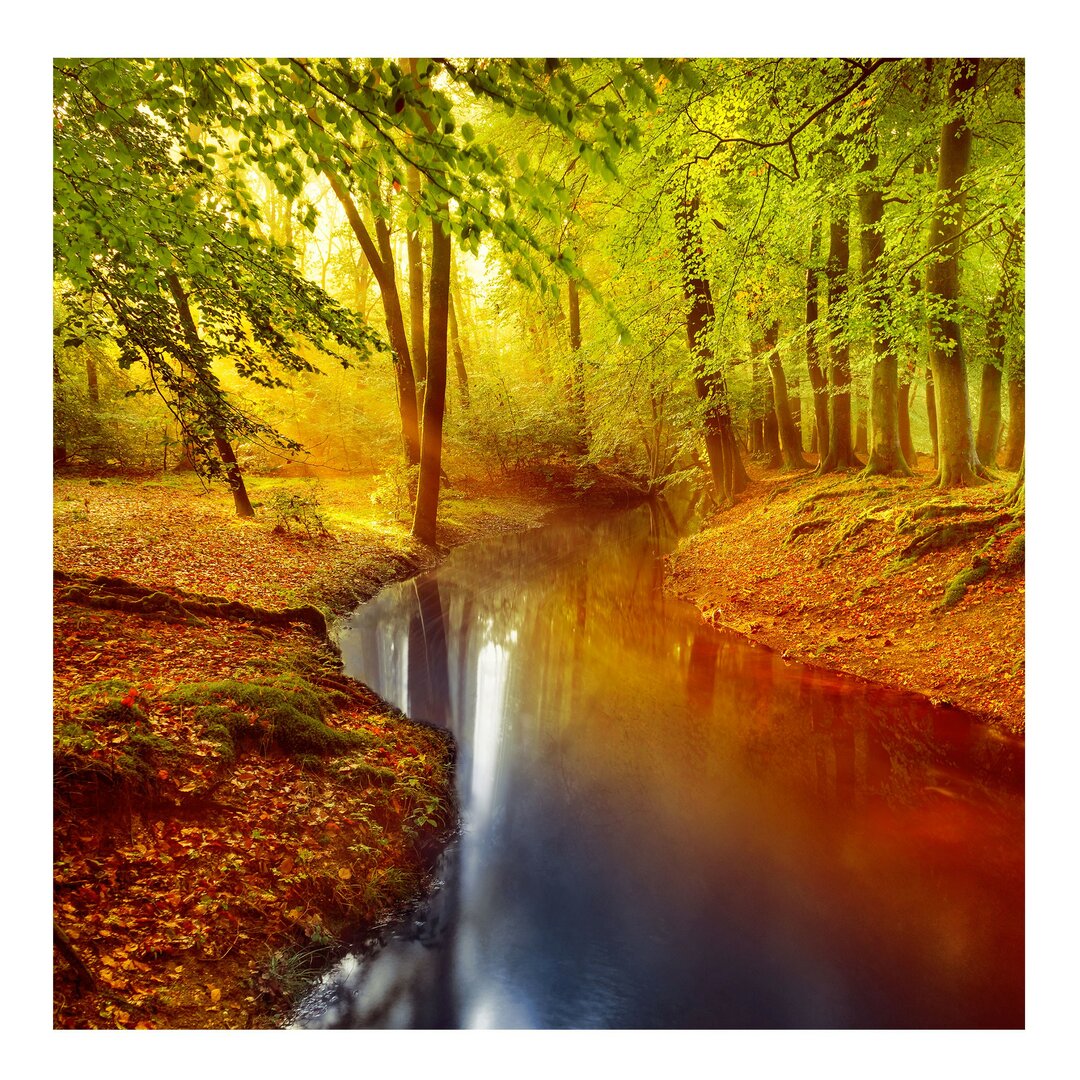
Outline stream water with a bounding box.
[291,501,1024,1029]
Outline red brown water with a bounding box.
[292,502,1024,1028]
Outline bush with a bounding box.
[265,485,329,539]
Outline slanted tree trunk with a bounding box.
[926,58,983,487]
[818,212,860,473]
[166,273,254,518]
[805,221,830,461]
[321,164,421,466]
[764,321,809,470]
[411,213,452,545]
[448,285,470,409]
[677,198,746,505]
[859,145,911,476]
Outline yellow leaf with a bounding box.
[338,867,352,881]
[209,987,221,1003]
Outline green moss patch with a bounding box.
[166,675,372,759]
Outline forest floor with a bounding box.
[53,457,1025,1027]
[52,465,629,1030]
[665,456,1025,734]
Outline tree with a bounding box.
[925,59,982,487]
[818,210,860,473]
[53,59,379,512]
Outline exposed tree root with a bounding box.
[764,473,817,506]
[939,555,992,611]
[54,921,96,992]
[53,571,330,643]
[817,504,898,567]
[785,517,834,544]
[896,513,1013,563]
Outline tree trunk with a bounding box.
[976,283,1009,467]
[759,338,782,469]
[85,352,99,405]
[805,222,830,461]
[750,351,766,456]
[898,360,916,467]
[818,212,860,473]
[406,167,428,396]
[925,364,939,467]
[411,214,452,546]
[166,273,255,518]
[1003,368,1025,469]
[448,286,470,409]
[321,165,421,465]
[567,277,588,454]
[926,58,983,487]
[764,321,809,470]
[676,198,745,505]
[859,149,911,477]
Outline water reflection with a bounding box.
[292,502,1024,1029]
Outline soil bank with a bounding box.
[665,461,1025,734]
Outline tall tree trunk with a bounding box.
[977,280,1011,467]
[805,221,830,461]
[85,351,99,405]
[926,58,983,487]
[818,211,860,473]
[1003,367,1025,469]
[406,167,428,397]
[764,321,810,470]
[321,166,421,465]
[676,198,746,505]
[750,350,766,456]
[761,350,782,468]
[411,214,452,545]
[898,357,916,467]
[448,286,470,409]
[166,273,254,518]
[925,364,939,467]
[567,277,588,454]
[405,57,428,403]
[860,147,911,476]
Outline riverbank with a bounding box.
[665,460,1025,734]
[52,467,599,1029]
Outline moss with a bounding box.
[55,721,97,755]
[941,556,991,611]
[166,675,371,758]
[1003,532,1025,571]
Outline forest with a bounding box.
[52,57,1026,1032]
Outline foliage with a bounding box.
[265,485,330,539]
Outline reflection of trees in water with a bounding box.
[326,503,1025,1029]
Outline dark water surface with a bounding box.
[292,502,1024,1029]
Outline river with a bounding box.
[290,501,1024,1029]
